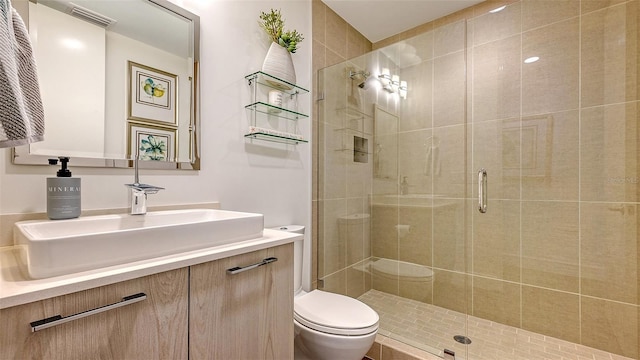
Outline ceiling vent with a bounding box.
[68,3,117,28]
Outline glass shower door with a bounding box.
[367,19,472,358]
[464,5,529,358]
[467,2,639,359]
[316,18,472,359]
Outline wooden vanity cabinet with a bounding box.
[0,243,294,360]
[0,267,189,360]
[189,243,294,360]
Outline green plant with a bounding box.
[259,9,304,53]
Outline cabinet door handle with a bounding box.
[30,292,147,332]
[227,257,278,275]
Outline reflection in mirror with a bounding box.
[12,0,200,169]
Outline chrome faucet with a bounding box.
[124,157,164,215]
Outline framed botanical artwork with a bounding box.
[128,122,177,161]
[128,61,177,126]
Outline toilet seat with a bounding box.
[294,290,379,336]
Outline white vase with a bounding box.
[262,42,296,88]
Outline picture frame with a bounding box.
[127,122,177,161]
[128,61,177,126]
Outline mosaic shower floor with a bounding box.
[358,289,633,360]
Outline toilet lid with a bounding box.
[294,290,379,336]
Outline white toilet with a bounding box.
[275,225,379,360]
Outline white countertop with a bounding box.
[0,229,302,310]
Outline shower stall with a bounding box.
[316,1,638,359]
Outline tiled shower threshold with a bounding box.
[358,289,633,360]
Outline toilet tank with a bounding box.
[338,214,370,261]
[273,225,305,295]
[338,213,370,231]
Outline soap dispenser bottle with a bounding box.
[47,157,81,220]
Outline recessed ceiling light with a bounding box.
[489,5,506,13]
[524,56,540,64]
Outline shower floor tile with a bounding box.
[358,289,633,360]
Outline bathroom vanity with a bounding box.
[190,244,293,359]
[0,228,297,359]
[1,266,190,359]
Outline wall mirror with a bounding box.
[12,0,200,169]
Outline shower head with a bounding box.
[349,70,371,89]
[349,70,371,80]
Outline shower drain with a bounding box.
[454,335,472,345]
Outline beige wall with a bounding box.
[315,0,640,358]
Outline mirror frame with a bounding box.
[12,0,200,170]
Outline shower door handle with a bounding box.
[478,169,487,213]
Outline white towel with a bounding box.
[247,126,303,141]
[424,144,441,176]
[433,145,441,176]
[0,1,44,148]
[424,145,432,175]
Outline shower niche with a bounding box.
[353,136,368,163]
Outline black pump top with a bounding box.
[49,157,72,177]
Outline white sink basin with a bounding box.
[14,209,264,279]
